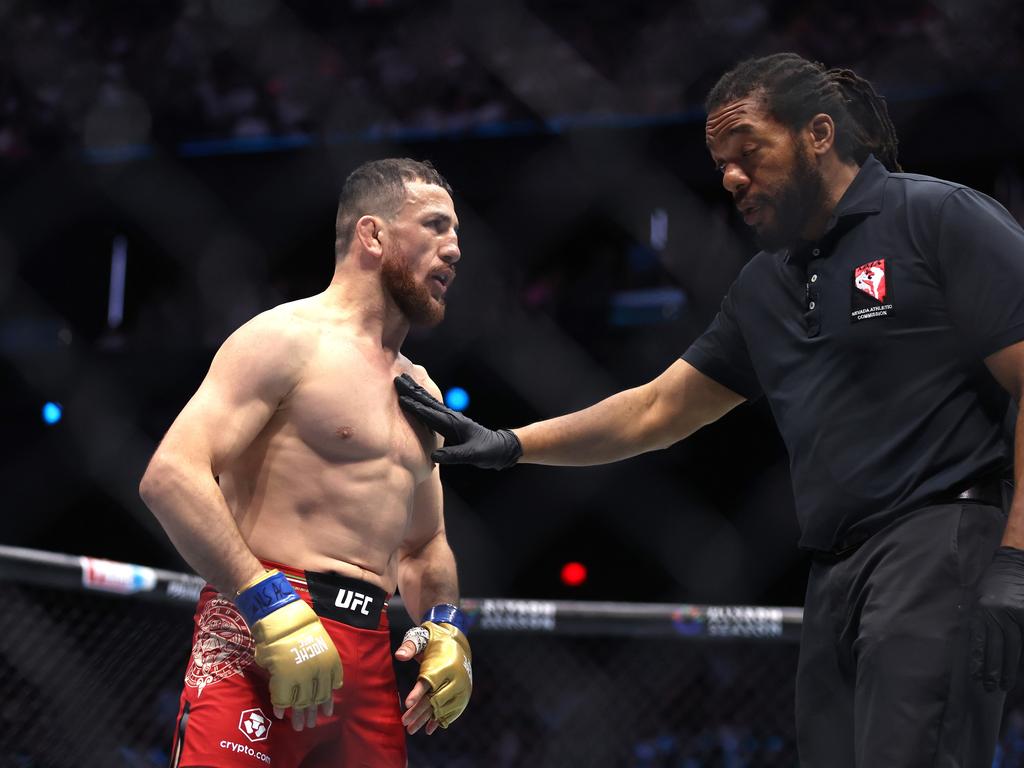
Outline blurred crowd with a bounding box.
[1,0,1022,160]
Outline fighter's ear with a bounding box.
[354,215,384,255]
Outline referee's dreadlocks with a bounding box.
[707,53,902,173]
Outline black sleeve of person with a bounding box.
[933,188,1024,356]
[681,283,763,401]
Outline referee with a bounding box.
[396,53,1024,767]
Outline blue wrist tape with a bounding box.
[422,603,466,633]
[235,571,300,627]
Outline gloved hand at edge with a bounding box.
[971,546,1024,692]
[395,373,522,469]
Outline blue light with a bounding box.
[444,387,470,412]
[42,402,63,425]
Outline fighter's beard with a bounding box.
[382,249,445,327]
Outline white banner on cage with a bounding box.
[79,556,158,595]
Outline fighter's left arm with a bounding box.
[985,338,1024,547]
[394,380,472,736]
[396,466,459,621]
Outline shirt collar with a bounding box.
[783,154,889,263]
[831,153,888,218]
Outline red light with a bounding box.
[560,561,587,587]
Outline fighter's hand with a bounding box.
[395,620,472,733]
[236,570,343,731]
[395,638,440,736]
[970,547,1024,691]
[394,373,522,469]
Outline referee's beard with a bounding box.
[754,146,827,252]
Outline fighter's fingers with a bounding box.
[274,705,286,720]
[395,639,419,661]
[291,706,306,732]
[425,717,441,736]
[404,678,433,711]
[331,663,343,691]
[402,701,434,735]
[401,684,434,735]
[320,696,334,718]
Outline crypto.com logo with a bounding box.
[238,708,271,742]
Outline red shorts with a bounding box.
[169,561,406,768]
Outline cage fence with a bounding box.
[2,546,1024,768]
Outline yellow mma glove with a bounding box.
[404,604,473,728]
[236,569,342,713]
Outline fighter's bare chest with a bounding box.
[281,349,432,468]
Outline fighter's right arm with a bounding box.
[142,313,342,726]
[396,359,744,468]
[515,359,745,465]
[139,312,310,595]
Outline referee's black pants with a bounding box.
[797,502,1007,767]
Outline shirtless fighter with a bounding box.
[139,158,471,768]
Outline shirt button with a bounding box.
[810,274,818,283]
[812,248,820,257]
[809,301,816,310]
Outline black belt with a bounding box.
[813,478,1012,563]
[955,478,1011,508]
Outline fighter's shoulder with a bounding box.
[219,300,319,364]
[397,357,443,400]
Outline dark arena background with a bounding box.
[2,1,1024,766]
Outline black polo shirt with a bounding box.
[683,155,1024,552]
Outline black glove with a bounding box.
[394,374,522,469]
[970,546,1024,691]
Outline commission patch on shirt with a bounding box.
[850,258,893,321]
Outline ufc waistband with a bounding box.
[259,559,389,630]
